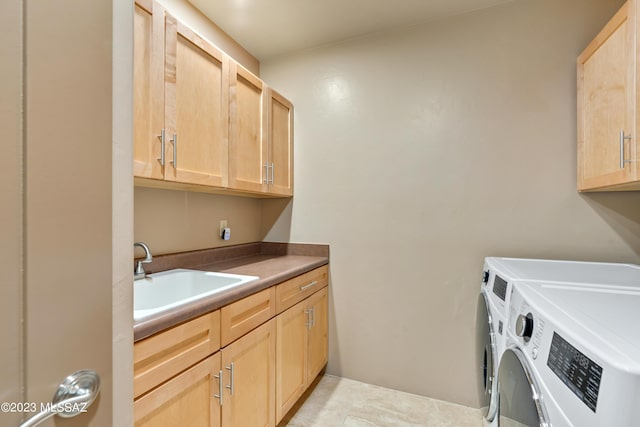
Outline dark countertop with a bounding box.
[134,242,329,341]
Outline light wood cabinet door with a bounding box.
[228,62,268,193]
[578,1,637,190]
[275,301,307,423]
[134,352,222,427]
[276,286,328,423]
[164,18,229,187]
[306,287,328,386]
[266,88,294,196]
[133,0,164,179]
[222,318,276,427]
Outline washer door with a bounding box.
[476,293,498,421]
[497,348,549,427]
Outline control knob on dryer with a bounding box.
[515,313,534,342]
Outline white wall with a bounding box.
[260,0,640,406]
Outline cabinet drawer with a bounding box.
[134,311,220,398]
[275,266,328,313]
[221,287,276,347]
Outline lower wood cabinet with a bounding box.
[134,352,222,427]
[133,266,328,427]
[222,318,276,427]
[276,287,328,423]
[306,288,328,384]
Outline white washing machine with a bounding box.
[498,281,640,426]
[476,257,640,425]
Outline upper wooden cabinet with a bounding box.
[134,0,293,197]
[228,62,268,193]
[133,0,163,180]
[266,89,294,196]
[134,0,229,187]
[578,0,639,191]
[228,65,294,196]
[165,19,229,187]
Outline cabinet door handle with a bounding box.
[225,362,234,395]
[213,370,223,406]
[620,130,632,169]
[157,129,165,166]
[270,162,275,184]
[311,307,315,328]
[170,133,178,169]
[300,281,318,291]
[304,309,312,330]
[263,163,269,184]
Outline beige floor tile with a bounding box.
[279,375,481,427]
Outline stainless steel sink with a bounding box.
[134,269,258,320]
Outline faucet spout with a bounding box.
[134,242,153,280]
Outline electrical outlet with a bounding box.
[219,220,227,237]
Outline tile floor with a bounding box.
[278,375,482,427]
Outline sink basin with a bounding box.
[134,269,259,320]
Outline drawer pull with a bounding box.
[300,280,318,291]
[213,370,223,406]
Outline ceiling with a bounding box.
[189,0,515,61]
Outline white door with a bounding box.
[0,0,132,425]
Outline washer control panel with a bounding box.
[547,332,603,412]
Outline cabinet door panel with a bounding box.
[133,0,164,179]
[222,319,276,427]
[276,303,307,423]
[165,20,229,187]
[578,2,635,190]
[307,287,328,385]
[267,89,293,196]
[229,62,267,193]
[134,353,221,427]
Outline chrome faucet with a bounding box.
[134,242,153,280]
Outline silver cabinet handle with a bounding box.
[620,130,632,169]
[19,370,100,427]
[304,309,312,330]
[270,162,275,184]
[225,363,234,395]
[300,281,318,291]
[157,129,165,166]
[311,307,316,328]
[213,370,223,406]
[263,163,275,184]
[170,133,177,168]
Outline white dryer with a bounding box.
[476,257,640,425]
[498,281,640,426]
